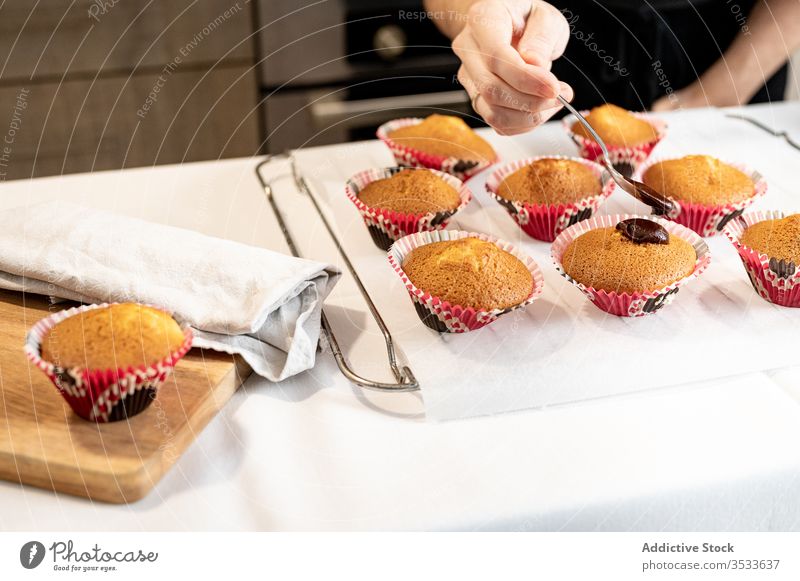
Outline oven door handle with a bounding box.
[309,90,470,128]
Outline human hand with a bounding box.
[452,0,573,135]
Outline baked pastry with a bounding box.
[724,211,800,307]
[402,237,533,310]
[30,302,191,422]
[357,168,461,215]
[486,157,612,242]
[571,104,659,147]
[741,214,800,264]
[387,114,496,163]
[41,303,185,370]
[561,218,696,293]
[642,155,755,206]
[496,158,602,205]
[346,167,470,250]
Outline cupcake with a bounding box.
[552,215,710,316]
[388,231,544,332]
[377,114,498,180]
[723,211,800,307]
[563,103,666,174]
[639,155,767,237]
[485,156,615,242]
[345,167,471,250]
[25,302,192,422]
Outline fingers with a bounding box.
[559,81,574,103]
[473,96,563,136]
[451,0,573,134]
[463,1,561,98]
[518,1,570,69]
[458,65,563,135]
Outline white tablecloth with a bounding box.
[1,103,799,531]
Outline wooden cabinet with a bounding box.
[0,0,261,180]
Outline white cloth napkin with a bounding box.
[0,202,339,381]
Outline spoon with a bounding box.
[557,95,674,216]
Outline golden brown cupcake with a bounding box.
[561,218,696,293]
[402,237,533,310]
[642,155,754,205]
[388,114,496,162]
[741,214,800,263]
[41,303,186,370]
[571,104,658,147]
[496,158,602,205]
[357,169,461,215]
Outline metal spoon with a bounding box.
[557,95,674,216]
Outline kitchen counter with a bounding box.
[2,103,800,531]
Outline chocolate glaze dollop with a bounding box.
[616,218,669,245]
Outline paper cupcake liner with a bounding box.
[24,303,193,423]
[377,118,497,180]
[634,157,768,237]
[388,230,544,333]
[485,156,616,242]
[562,111,666,174]
[346,166,472,251]
[552,214,711,317]
[723,210,800,307]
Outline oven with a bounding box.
[257,0,470,152]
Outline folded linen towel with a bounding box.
[0,201,339,381]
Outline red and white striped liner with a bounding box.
[388,230,544,333]
[485,156,616,242]
[376,118,498,181]
[24,302,193,423]
[562,111,667,170]
[634,157,768,237]
[345,166,471,250]
[552,214,711,317]
[723,210,800,307]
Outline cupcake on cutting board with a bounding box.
[345,166,471,250]
[639,154,767,237]
[377,114,498,179]
[27,302,192,422]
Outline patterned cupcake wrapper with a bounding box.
[723,210,800,307]
[551,213,711,317]
[634,157,768,237]
[376,118,497,181]
[562,111,667,174]
[345,166,472,251]
[388,230,544,333]
[485,156,616,242]
[24,302,193,423]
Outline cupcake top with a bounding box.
[740,214,800,263]
[561,218,696,293]
[357,169,461,215]
[571,104,659,147]
[388,114,497,162]
[496,158,602,205]
[402,237,533,310]
[40,303,186,370]
[642,155,754,205]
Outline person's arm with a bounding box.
[653,0,800,110]
[425,0,572,134]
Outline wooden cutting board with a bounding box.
[0,290,252,503]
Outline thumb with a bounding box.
[518,2,570,68]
